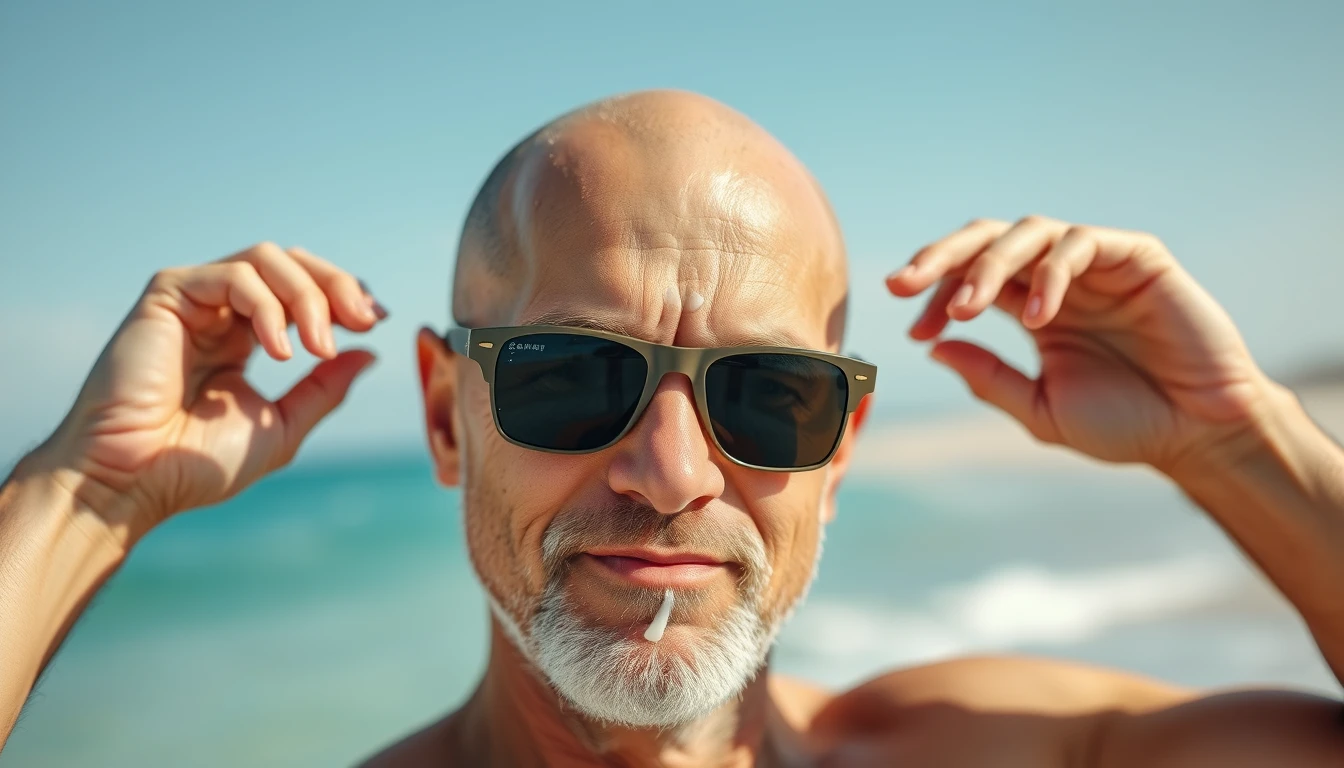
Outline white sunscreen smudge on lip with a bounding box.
[643,588,674,642]
[684,291,705,312]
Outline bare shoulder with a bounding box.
[800,655,1343,767]
[809,654,1191,730]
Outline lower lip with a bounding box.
[582,554,730,589]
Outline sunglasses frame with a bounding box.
[443,324,877,472]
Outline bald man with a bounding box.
[2,90,1342,766]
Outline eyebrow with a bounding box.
[522,310,812,349]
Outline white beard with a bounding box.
[530,588,771,727]
[486,522,826,729]
[482,467,831,729]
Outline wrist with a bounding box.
[1164,375,1340,498]
[5,447,137,557]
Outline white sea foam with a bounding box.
[784,553,1244,675]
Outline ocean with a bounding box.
[3,449,1333,766]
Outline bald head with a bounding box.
[453,89,848,349]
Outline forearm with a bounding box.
[1169,380,1344,689]
[0,454,125,745]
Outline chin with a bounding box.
[528,586,774,729]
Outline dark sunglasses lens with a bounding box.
[705,354,849,468]
[492,334,648,451]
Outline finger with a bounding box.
[928,339,1058,444]
[989,279,1030,319]
[1023,226,1099,329]
[271,349,377,469]
[222,242,334,359]
[912,279,1031,341]
[887,219,1011,296]
[950,216,1067,321]
[177,262,293,360]
[285,247,388,329]
[908,277,962,340]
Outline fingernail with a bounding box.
[356,277,389,320]
[949,284,974,308]
[888,265,915,282]
[357,295,377,322]
[1025,295,1042,321]
[278,332,292,357]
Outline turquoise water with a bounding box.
[3,452,1332,766]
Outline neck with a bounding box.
[451,618,797,768]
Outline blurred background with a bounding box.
[2,1,1342,765]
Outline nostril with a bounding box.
[621,489,654,508]
[683,495,713,513]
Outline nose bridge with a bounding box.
[651,343,706,382]
[643,342,708,436]
[606,343,723,515]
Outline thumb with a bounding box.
[272,348,377,467]
[928,339,1055,442]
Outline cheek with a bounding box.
[461,401,601,606]
[733,470,827,621]
[767,518,822,622]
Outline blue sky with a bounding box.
[2,1,1341,464]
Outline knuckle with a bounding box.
[1016,214,1048,228]
[304,372,338,402]
[1034,256,1065,276]
[257,292,285,316]
[965,217,992,230]
[148,267,182,288]
[251,241,284,259]
[226,260,259,282]
[298,290,331,316]
[1064,224,1094,241]
[1138,231,1168,256]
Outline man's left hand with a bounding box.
[887,216,1275,474]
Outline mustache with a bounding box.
[540,497,770,595]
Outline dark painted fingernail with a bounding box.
[357,299,377,322]
[356,277,389,320]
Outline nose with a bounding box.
[606,373,726,515]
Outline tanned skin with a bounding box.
[2,90,1341,766]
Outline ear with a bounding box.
[416,326,462,487]
[818,393,872,524]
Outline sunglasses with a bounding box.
[443,324,876,472]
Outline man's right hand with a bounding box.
[27,243,385,549]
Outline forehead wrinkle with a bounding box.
[521,308,811,350]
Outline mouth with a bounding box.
[579,548,733,590]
